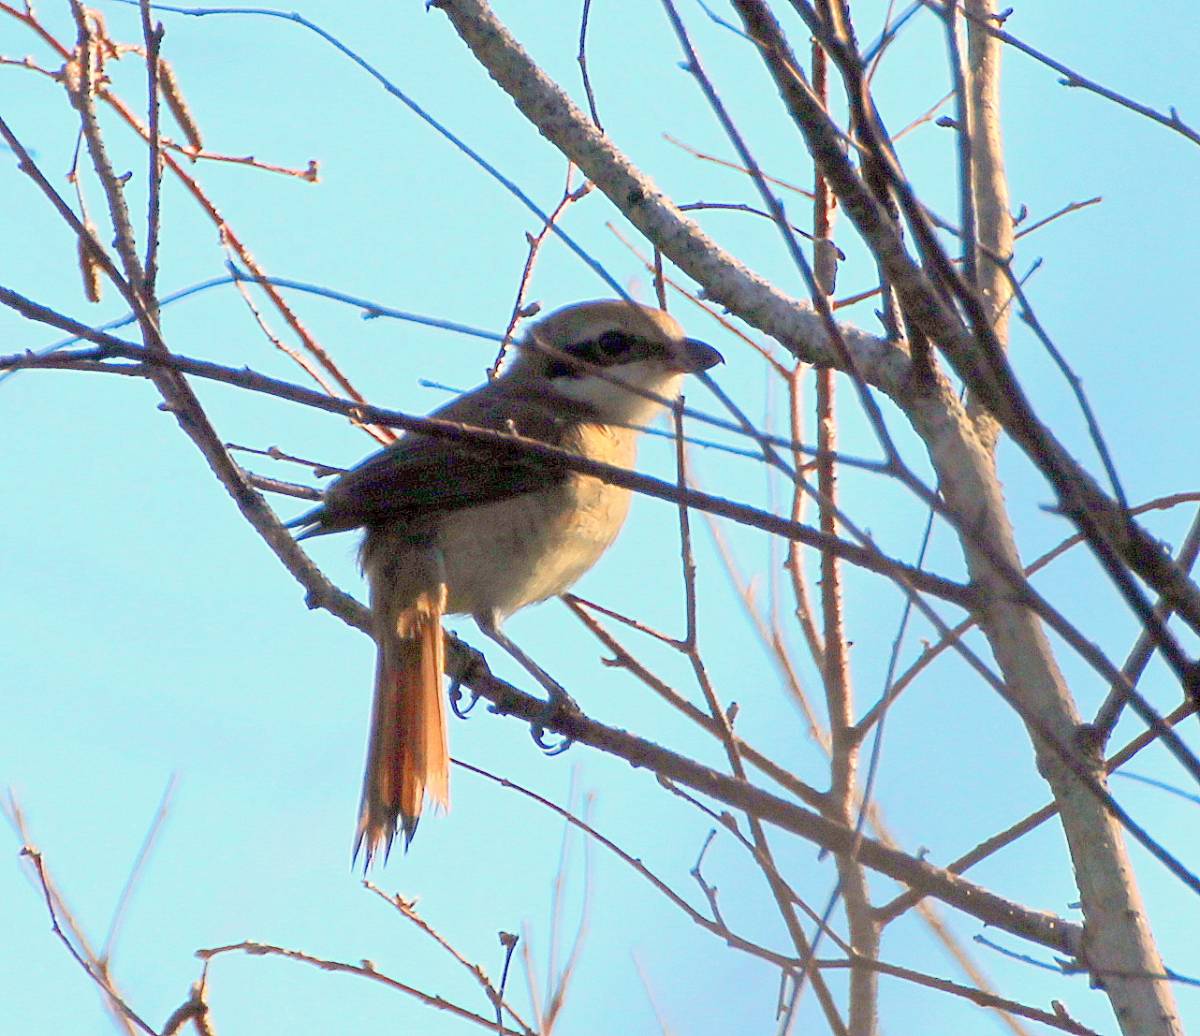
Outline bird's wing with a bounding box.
[290,382,589,537]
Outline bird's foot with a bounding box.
[472,613,580,754]
[532,725,573,755]
[529,681,580,755]
[448,676,481,718]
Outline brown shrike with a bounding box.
[291,300,722,864]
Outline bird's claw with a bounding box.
[531,724,574,755]
[448,677,481,718]
[528,684,579,754]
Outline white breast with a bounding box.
[437,424,637,619]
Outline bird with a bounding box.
[290,299,723,865]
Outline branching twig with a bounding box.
[363,882,534,1035]
[197,941,526,1035]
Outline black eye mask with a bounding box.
[545,330,661,379]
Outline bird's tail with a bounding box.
[355,586,450,867]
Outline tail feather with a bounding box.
[355,589,450,867]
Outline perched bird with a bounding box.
[291,300,723,864]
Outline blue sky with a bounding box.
[3,2,1198,1033]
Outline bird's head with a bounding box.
[503,299,723,428]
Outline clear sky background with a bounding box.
[3,2,1198,1034]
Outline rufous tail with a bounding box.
[355,589,450,867]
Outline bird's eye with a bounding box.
[597,330,633,358]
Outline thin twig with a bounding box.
[102,775,177,961]
[937,0,1200,147]
[672,404,850,1036]
[492,164,591,376]
[138,1,164,297]
[664,133,816,199]
[876,697,1198,925]
[1013,195,1102,239]
[679,200,821,243]
[454,759,800,970]
[563,596,827,808]
[5,799,153,1036]
[197,940,526,1035]
[363,882,533,1035]
[576,0,602,129]
[816,955,1099,1035]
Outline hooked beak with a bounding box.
[675,338,724,373]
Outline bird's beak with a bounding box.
[675,338,724,373]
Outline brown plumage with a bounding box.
[360,565,448,857]
[290,300,723,865]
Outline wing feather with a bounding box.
[292,381,591,536]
